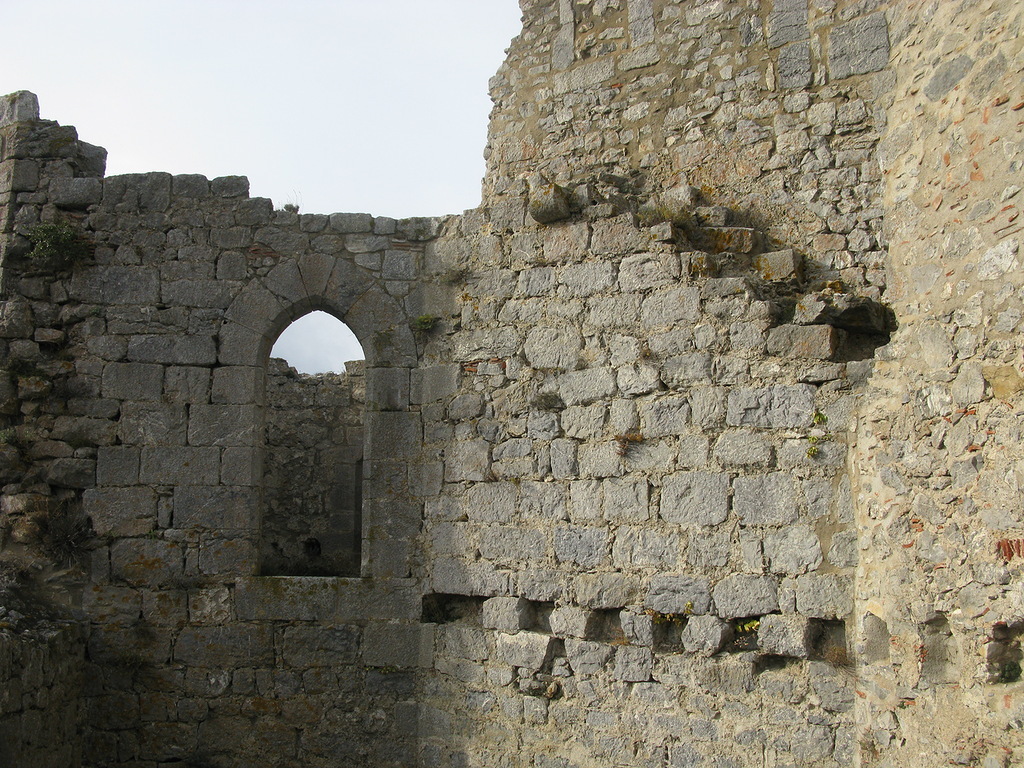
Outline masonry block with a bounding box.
[496,632,553,671]
[84,486,156,536]
[767,324,843,360]
[660,471,730,526]
[829,12,890,80]
[646,574,712,616]
[174,626,274,667]
[758,614,813,657]
[712,574,779,619]
[733,473,798,526]
[362,622,433,668]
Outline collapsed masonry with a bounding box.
[0,0,1022,766]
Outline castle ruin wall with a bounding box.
[0,0,1021,766]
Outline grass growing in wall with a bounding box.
[25,221,91,272]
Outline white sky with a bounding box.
[0,1,523,372]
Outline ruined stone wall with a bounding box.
[851,1,1024,764]
[262,359,365,577]
[0,589,85,768]
[484,0,893,295]
[0,89,439,768]
[0,0,1022,766]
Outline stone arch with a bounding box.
[218,252,420,578]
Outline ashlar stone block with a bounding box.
[111,539,183,586]
[84,487,156,536]
[482,597,533,631]
[795,573,852,618]
[362,622,432,668]
[726,385,816,429]
[767,0,808,47]
[188,405,259,447]
[712,431,772,466]
[712,574,779,619]
[496,632,553,671]
[557,367,616,405]
[549,606,588,638]
[554,526,608,568]
[829,12,890,80]
[767,324,842,360]
[660,471,730,526]
[763,524,823,574]
[564,639,614,676]
[102,362,163,400]
[646,574,712,616]
[758,614,812,658]
[733,473,798,526]
[681,615,732,655]
[525,326,582,371]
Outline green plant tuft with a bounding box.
[26,221,91,271]
[412,315,440,332]
[998,661,1022,683]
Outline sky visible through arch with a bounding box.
[0,0,523,372]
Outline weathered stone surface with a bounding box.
[84,487,157,536]
[733,473,798,526]
[362,623,432,668]
[767,0,808,47]
[726,385,816,429]
[564,638,614,676]
[614,646,653,682]
[793,292,892,332]
[554,526,607,568]
[660,472,730,526]
[763,524,823,574]
[49,177,102,209]
[712,574,779,618]
[829,12,890,79]
[525,326,582,370]
[758,614,812,658]
[646,574,712,615]
[778,42,812,89]
[753,249,802,282]
[795,573,852,618]
[496,632,553,670]
[174,626,274,666]
[767,324,842,360]
[681,615,732,655]
[0,300,33,338]
[527,174,571,224]
[712,432,772,466]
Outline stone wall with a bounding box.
[0,88,437,767]
[0,587,85,768]
[262,358,365,576]
[484,0,893,296]
[852,1,1024,764]
[0,0,1022,766]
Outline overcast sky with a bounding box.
[0,1,522,372]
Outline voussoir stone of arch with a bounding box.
[262,258,308,307]
[297,252,337,299]
[346,293,416,367]
[323,259,377,318]
[224,283,289,332]
[218,320,273,367]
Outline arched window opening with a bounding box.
[261,311,365,577]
